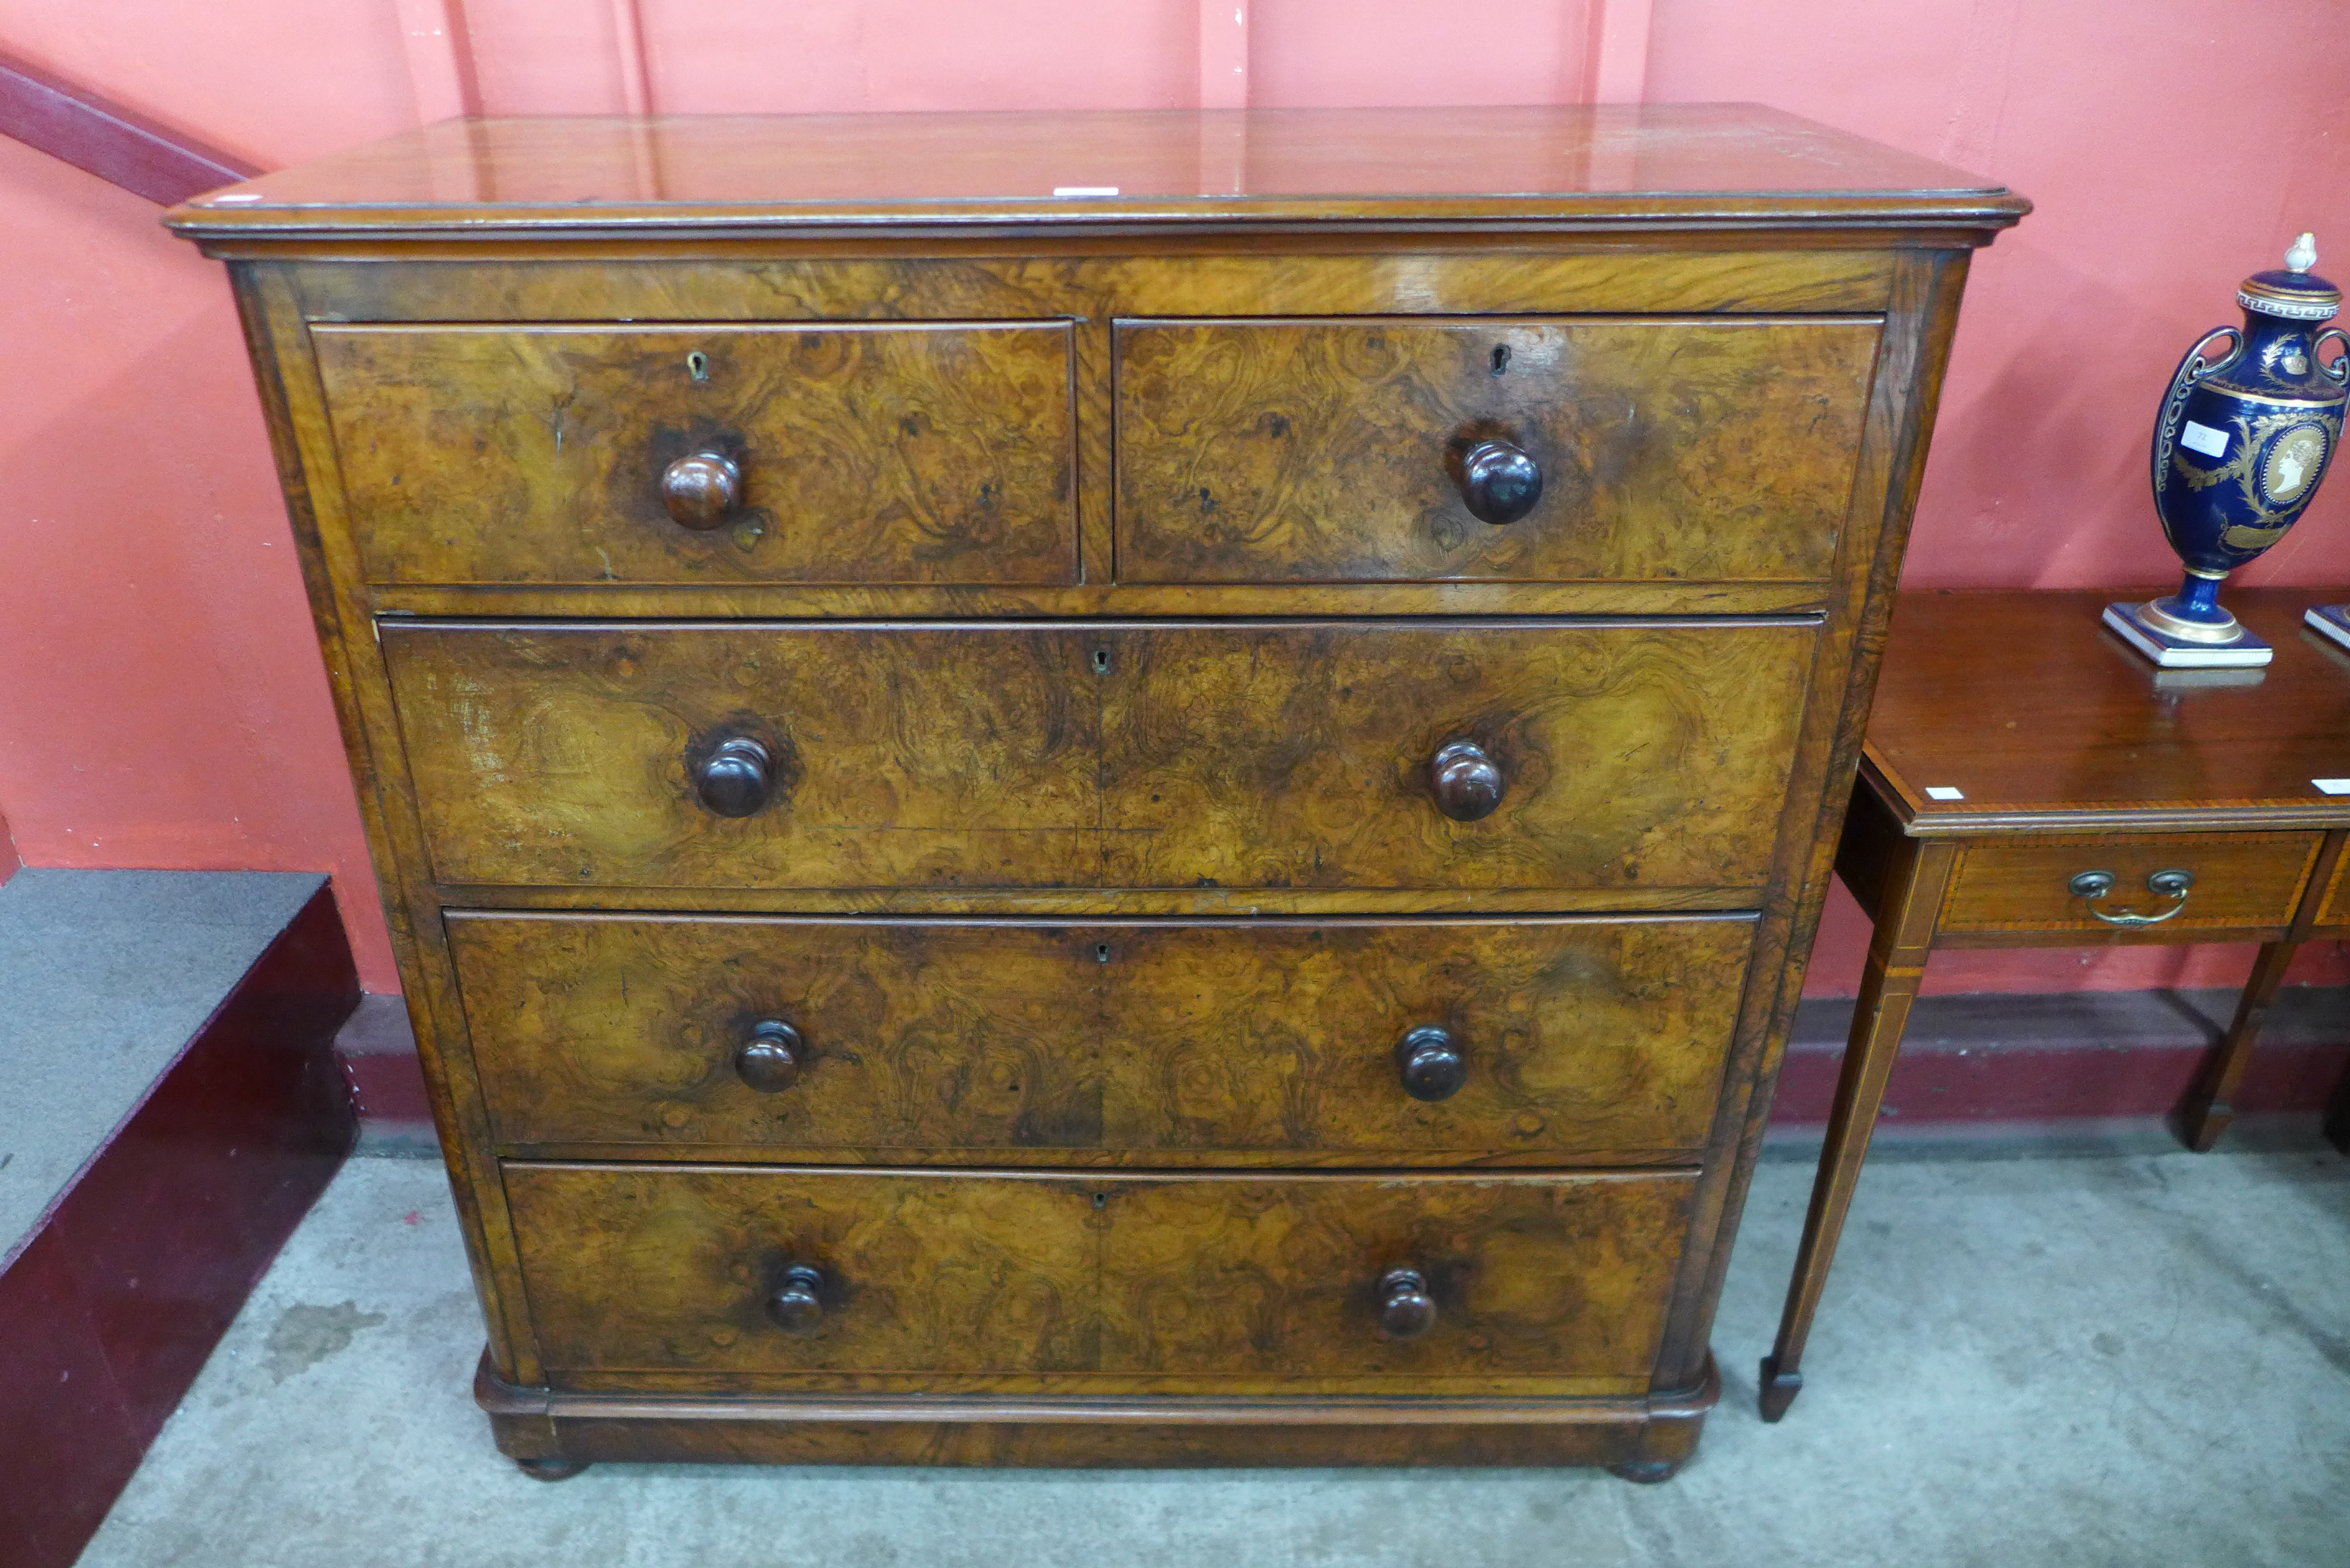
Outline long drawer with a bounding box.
[503,1165,1694,1388]
[1115,315,1880,584]
[450,913,1754,1159]
[314,321,1077,586]
[383,619,1814,893]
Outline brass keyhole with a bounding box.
[686,350,711,381]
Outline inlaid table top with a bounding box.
[1863,589,2350,835]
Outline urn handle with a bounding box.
[2318,328,2349,385]
[765,1264,827,1334]
[2153,327,2244,490]
[1375,1267,1438,1339]
[2174,325,2244,385]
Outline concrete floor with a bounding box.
[80,1147,2350,1568]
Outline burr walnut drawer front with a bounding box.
[502,1164,1695,1388]
[1936,833,2323,938]
[382,618,1814,894]
[311,321,1076,586]
[449,913,1756,1159]
[1113,316,1881,585]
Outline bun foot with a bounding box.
[1609,1457,1685,1485]
[515,1457,589,1482]
[1758,1355,1802,1422]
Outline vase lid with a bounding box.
[2238,233,2340,321]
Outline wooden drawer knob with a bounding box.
[1376,1267,1438,1339]
[1456,439,1542,525]
[695,736,774,818]
[734,1019,805,1093]
[1429,739,1505,821]
[662,450,742,530]
[765,1264,826,1333]
[1394,1025,1466,1101]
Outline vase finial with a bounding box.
[2286,233,2318,273]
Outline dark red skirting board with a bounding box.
[335,993,439,1156]
[1772,1035,2350,1127]
[0,884,357,1568]
[1772,985,2350,1139]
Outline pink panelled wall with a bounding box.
[0,0,2343,1000]
[1649,0,2350,998]
[0,133,395,976]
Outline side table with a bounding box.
[1761,589,2350,1422]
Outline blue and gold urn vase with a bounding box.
[2107,234,2348,666]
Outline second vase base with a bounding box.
[2304,604,2350,652]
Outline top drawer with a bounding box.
[1115,316,1880,585]
[314,322,1077,586]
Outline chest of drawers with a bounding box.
[169,106,2025,1479]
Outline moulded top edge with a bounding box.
[162,106,2030,243]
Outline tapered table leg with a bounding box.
[1760,838,1955,1422]
[2178,939,2298,1152]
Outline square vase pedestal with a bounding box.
[2104,601,2274,668]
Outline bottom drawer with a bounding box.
[505,1165,1693,1390]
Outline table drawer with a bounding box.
[505,1164,1692,1386]
[1937,833,2323,936]
[1114,316,1879,584]
[384,620,1813,894]
[450,913,1754,1159]
[315,321,1075,586]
